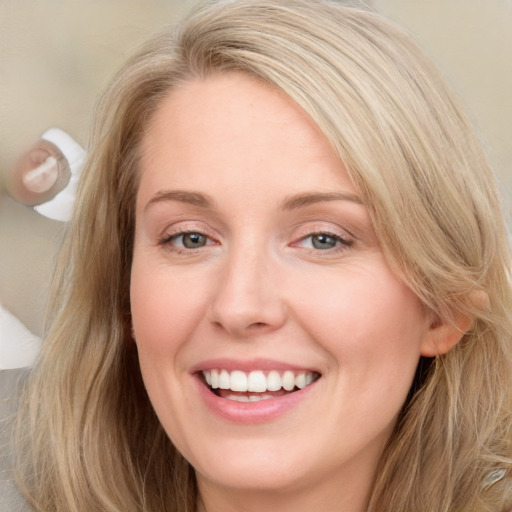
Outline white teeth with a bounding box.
[247,371,267,392]
[219,370,230,389]
[266,370,282,391]
[211,369,219,389]
[202,369,318,394]
[234,395,250,402]
[226,393,275,402]
[230,370,248,392]
[282,371,295,391]
[295,371,306,389]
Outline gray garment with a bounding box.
[0,370,31,511]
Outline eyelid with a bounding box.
[294,232,352,249]
[157,221,220,248]
[291,222,354,242]
[163,231,213,246]
[289,223,354,254]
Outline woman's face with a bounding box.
[131,72,435,507]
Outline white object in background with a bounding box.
[34,128,86,222]
[0,305,42,369]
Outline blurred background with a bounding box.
[0,0,510,343]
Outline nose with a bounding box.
[208,243,287,338]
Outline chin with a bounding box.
[196,459,307,493]
[188,437,313,492]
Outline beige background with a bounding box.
[0,0,511,338]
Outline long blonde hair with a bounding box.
[15,1,512,510]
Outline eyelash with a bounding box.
[159,229,353,255]
[293,231,353,253]
[159,230,216,254]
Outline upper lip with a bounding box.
[189,358,321,375]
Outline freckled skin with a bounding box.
[130,73,435,512]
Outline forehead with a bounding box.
[137,72,357,204]
[142,72,331,159]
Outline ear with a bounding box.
[420,312,473,357]
[420,290,489,357]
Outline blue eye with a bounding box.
[167,232,209,249]
[298,232,351,251]
[310,233,339,250]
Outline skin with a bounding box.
[130,72,456,512]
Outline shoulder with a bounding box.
[0,369,32,512]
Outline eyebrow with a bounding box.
[281,191,363,210]
[145,190,213,211]
[144,189,363,212]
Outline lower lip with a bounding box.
[193,375,318,424]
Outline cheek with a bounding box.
[129,260,207,441]
[130,260,209,358]
[291,262,426,380]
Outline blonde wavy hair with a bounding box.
[15,1,512,510]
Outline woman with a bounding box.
[13,0,512,510]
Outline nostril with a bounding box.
[246,321,271,332]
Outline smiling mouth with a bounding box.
[201,369,321,402]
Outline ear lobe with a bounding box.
[420,313,473,357]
